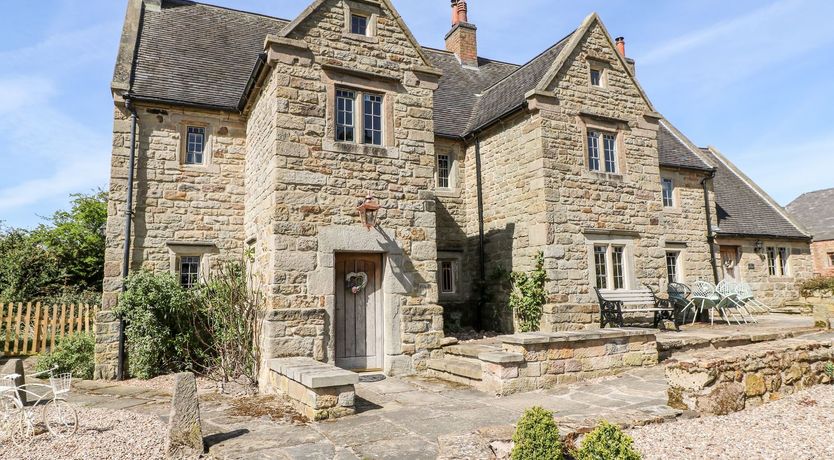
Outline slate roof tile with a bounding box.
[657,122,713,171]
[787,188,834,241]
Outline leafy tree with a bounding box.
[33,190,107,292]
[0,226,61,302]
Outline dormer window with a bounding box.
[351,14,368,35]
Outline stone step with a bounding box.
[443,343,502,360]
[427,357,483,381]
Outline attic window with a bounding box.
[351,14,369,35]
[590,68,604,87]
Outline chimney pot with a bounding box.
[450,0,459,26]
[457,1,469,24]
[615,36,626,57]
[445,0,477,67]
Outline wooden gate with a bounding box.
[335,253,383,371]
[1,303,98,356]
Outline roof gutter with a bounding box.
[238,52,269,113]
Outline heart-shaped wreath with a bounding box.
[346,272,368,294]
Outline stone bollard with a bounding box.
[813,304,832,329]
[166,372,203,459]
[0,359,26,404]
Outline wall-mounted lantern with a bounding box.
[357,192,381,230]
[753,240,764,255]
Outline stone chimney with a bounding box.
[445,0,478,68]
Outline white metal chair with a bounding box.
[736,282,770,313]
[691,281,742,325]
[716,280,757,323]
[667,282,695,323]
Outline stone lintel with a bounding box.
[321,63,401,84]
[500,328,654,346]
[578,109,629,125]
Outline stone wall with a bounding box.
[715,237,813,307]
[97,103,247,379]
[666,337,834,415]
[538,22,667,331]
[251,0,445,377]
[811,240,834,276]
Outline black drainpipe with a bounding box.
[701,169,720,284]
[118,97,138,381]
[474,135,485,331]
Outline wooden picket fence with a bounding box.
[1,303,98,356]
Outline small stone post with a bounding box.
[813,304,832,329]
[0,359,26,404]
[166,372,203,459]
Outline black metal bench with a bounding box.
[594,286,679,330]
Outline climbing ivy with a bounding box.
[508,251,546,333]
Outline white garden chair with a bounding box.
[667,283,695,323]
[736,282,770,313]
[691,281,741,325]
[716,280,757,323]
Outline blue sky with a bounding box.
[1,0,832,228]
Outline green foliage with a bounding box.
[508,252,547,333]
[0,227,62,302]
[35,333,95,380]
[798,276,834,299]
[0,190,107,303]
[115,270,199,380]
[192,258,263,386]
[511,406,563,460]
[575,421,641,460]
[825,362,834,382]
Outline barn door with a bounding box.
[335,253,383,371]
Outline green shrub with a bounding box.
[35,333,95,380]
[825,362,834,382]
[115,271,201,380]
[575,421,641,460]
[509,252,547,333]
[511,406,563,460]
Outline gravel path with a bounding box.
[629,385,834,460]
[0,407,166,460]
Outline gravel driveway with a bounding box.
[630,385,834,460]
[0,406,166,460]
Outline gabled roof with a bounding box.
[657,120,713,171]
[425,49,519,138]
[787,188,834,241]
[279,0,434,68]
[130,0,288,110]
[700,146,810,240]
[465,35,572,134]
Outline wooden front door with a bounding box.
[720,246,740,281]
[335,253,383,371]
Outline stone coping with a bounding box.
[668,337,833,369]
[500,328,655,346]
[267,358,358,389]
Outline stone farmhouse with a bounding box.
[97,0,812,381]
[788,188,834,276]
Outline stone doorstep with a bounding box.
[443,343,502,359]
[477,351,524,364]
[501,328,654,346]
[268,358,358,389]
[427,358,483,381]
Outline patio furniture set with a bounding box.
[596,280,771,329]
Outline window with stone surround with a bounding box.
[335,87,383,146]
[587,130,617,173]
[829,253,834,267]
[178,256,201,289]
[351,14,368,35]
[439,260,457,294]
[666,251,681,283]
[437,153,452,189]
[185,126,206,165]
[766,246,790,277]
[662,178,675,207]
[593,243,629,290]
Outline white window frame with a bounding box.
[180,124,210,166]
[589,65,607,88]
[591,242,632,291]
[437,152,455,189]
[665,250,683,284]
[661,178,675,208]
[335,87,384,146]
[350,13,369,36]
[177,255,201,289]
[587,130,618,174]
[766,246,790,277]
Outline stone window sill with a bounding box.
[323,139,399,159]
[435,188,460,199]
[342,33,378,44]
[586,170,624,182]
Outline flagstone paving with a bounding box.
[62,365,679,459]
